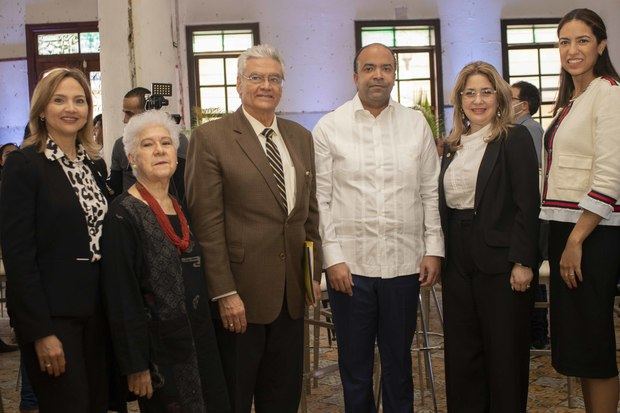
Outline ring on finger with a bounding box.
[44,362,52,367]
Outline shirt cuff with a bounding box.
[579,191,615,220]
[322,242,346,269]
[211,291,238,302]
[424,236,445,258]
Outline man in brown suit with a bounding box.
[185,44,322,413]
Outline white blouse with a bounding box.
[444,124,491,209]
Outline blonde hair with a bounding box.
[446,61,514,150]
[23,67,100,159]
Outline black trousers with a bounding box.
[443,212,533,413]
[215,301,304,413]
[20,309,108,413]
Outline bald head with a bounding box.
[354,43,396,73]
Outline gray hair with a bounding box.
[237,44,285,78]
[122,110,180,158]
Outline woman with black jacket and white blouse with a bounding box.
[439,61,540,412]
[0,67,111,412]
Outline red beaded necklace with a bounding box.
[136,182,190,253]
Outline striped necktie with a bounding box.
[262,128,287,210]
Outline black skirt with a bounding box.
[549,220,620,378]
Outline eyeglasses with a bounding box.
[460,88,497,100]
[241,74,284,86]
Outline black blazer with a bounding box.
[439,124,540,274]
[0,145,112,343]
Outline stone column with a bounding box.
[98,0,180,165]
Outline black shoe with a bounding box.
[0,339,18,353]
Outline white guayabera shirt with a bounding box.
[313,94,444,278]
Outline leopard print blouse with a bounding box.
[45,137,108,261]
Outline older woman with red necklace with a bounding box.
[101,110,229,412]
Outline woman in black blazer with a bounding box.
[0,68,111,412]
[439,61,540,412]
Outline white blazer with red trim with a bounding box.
[541,76,620,226]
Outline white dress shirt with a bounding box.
[444,124,490,209]
[313,94,444,278]
[243,108,296,214]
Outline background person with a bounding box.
[511,81,549,350]
[439,61,540,412]
[0,67,111,412]
[541,8,620,413]
[511,81,544,166]
[109,87,188,202]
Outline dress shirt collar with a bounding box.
[242,107,282,139]
[352,93,397,116]
[44,136,88,164]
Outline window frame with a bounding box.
[354,19,444,121]
[501,18,561,126]
[25,21,100,97]
[186,23,260,119]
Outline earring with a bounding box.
[39,116,45,122]
[497,109,501,118]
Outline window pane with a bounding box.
[199,58,225,86]
[223,33,253,51]
[398,80,431,108]
[397,52,430,79]
[539,48,560,74]
[38,33,79,55]
[89,71,102,117]
[541,75,559,102]
[395,28,431,47]
[80,32,100,53]
[225,58,239,84]
[541,116,554,130]
[539,103,555,118]
[506,27,533,44]
[361,29,394,47]
[200,87,226,113]
[227,86,241,112]
[534,25,558,43]
[193,34,223,53]
[509,76,540,90]
[508,49,539,76]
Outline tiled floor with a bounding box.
[1,288,616,412]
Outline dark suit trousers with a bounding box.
[20,307,108,413]
[215,301,304,413]
[443,212,532,413]
[328,273,420,413]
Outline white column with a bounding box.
[98,0,180,165]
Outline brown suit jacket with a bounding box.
[185,107,322,324]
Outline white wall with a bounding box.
[2,0,620,146]
[0,0,98,144]
[181,0,438,128]
[180,0,620,131]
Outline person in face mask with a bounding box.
[511,81,544,166]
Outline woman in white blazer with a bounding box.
[541,8,620,413]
